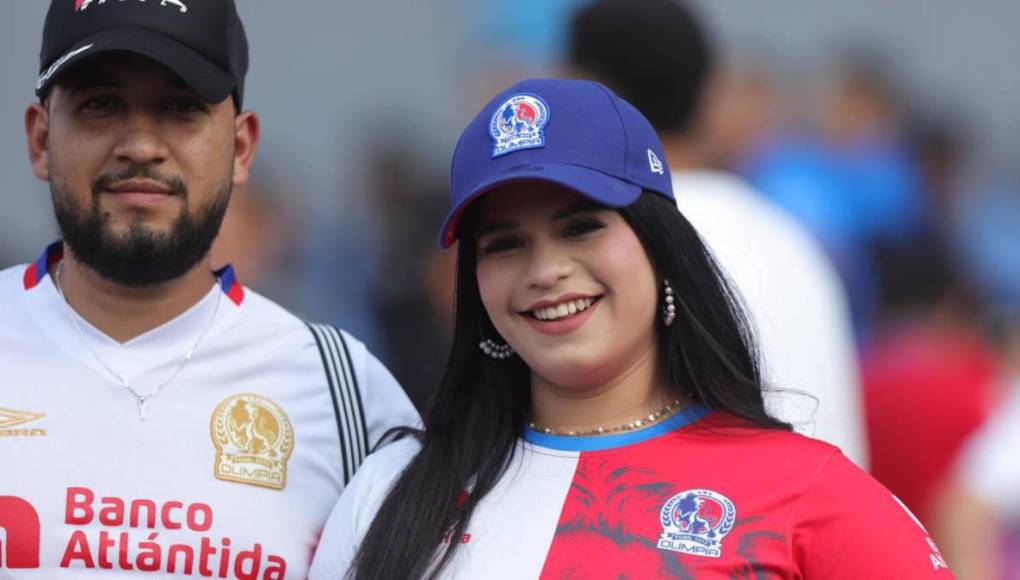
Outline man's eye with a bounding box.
[479,236,523,255]
[563,219,606,237]
[164,99,205,114]
[79,97,120,113]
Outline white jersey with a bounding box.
[0,242,420,578]
[673,171,867,467]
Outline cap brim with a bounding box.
[36,28,234,103]
[439,163,642,248]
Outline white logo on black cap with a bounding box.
[78,0,188,14]
[648,150,664,175]
[36,44,94,91]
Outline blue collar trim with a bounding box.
[523,403,712,452]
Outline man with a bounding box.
[0,1,418,577]
[569,0,867,466]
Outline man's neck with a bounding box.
[52,250,218,343]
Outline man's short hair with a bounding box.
[569,0,713,134]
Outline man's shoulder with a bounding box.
[236,286,373,365]
[0,262,34,319]
[0,261,32,289]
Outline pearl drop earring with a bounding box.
[662,280,676,327]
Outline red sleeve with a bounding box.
[791,451,955,579]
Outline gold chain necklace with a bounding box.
[53,261,222,421]
[529,399,683,437]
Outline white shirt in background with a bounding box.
[674,170,867,467]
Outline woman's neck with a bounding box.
[529,343,679,434]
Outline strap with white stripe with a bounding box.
[307,323,369,484]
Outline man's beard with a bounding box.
[51,165,231,287]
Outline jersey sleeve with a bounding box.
[345,330,422,449]
[308,439,421,580]
[791,451,955,579]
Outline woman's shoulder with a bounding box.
[357,436,423,485]
[309,437,423,580]
[339,436,423,521]
[681,411,848,465]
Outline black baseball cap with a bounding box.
[36,0,249,107]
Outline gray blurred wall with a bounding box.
[2,1,1018,268]
[689,0,1020,173]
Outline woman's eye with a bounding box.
[479,236,523,255]
[563,219,606,238]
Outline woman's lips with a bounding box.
[521,297,602,335]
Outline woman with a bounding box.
[309,79,953,579]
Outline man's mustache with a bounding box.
[92,166,188,198]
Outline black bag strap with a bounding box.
[307,323,370,484]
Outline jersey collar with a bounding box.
[24,241,245,306]
[523,403,712,452]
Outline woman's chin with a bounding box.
[527,360,612,393]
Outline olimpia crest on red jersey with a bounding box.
[658,489,736,559]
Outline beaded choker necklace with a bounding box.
[528,399,683,437]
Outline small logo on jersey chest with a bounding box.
[658,489,736,558]
[0,407,47,438]
[211,394,294,491]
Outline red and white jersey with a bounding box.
[310,406,953,579]
[0,243,420,578]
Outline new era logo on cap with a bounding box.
[648,150,664,175]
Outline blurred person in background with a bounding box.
[210,169,299,302]
[861,242,1003,540]
[698,59,780,172]
[568,0,867,466]
[743,58,927,340]
[938,374,1020,580]
[914,120,1020,321]
[363,141,456,411]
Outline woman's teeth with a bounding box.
[532,298,595,321]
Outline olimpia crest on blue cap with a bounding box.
[489,93,551,157]
[440,78,674,248]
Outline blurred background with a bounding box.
[3,2,1019,576]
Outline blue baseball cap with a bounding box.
[439,78,674,248]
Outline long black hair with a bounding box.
[349,191,789,579]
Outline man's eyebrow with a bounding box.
[167,75,191,91]
[64,70,119,95]
[62,68,195,96]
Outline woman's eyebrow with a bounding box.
[476,201,600,236]
[552,201,601,221]
[476,220,518,237]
